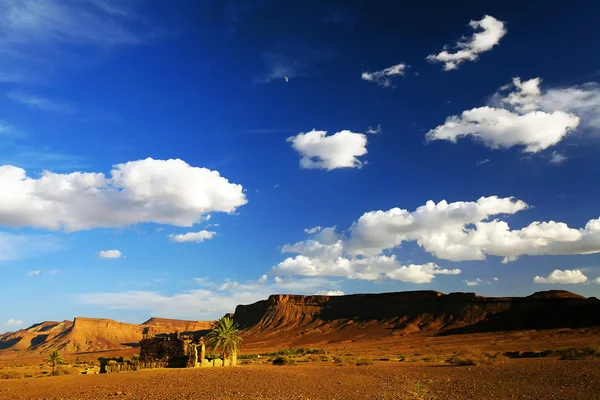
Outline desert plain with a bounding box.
[1,290,599,399]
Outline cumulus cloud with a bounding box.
[287,129,368,170]
[361,63,409,87]
[314,290,344,296]
[169,230,216,243]
[27,270,41,277]
[97,250,122,259]
[533,269,588,284]
[464,278,483,286]
[76,276,342,319]
[493,277,499,281]
[275,221,461,284]
[595,277,600,284]
[497,77,600,131]
[273,196,600,283]
[426,15,506,71]
[6,91,75,114]
[6,319,24,326]
[0,158,247,231]
[427,78,582,153]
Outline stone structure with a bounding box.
[138,331,231,369]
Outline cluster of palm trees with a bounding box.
[206,317,242,366]
[44,316,242,373]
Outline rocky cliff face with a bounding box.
[0,317,213,356]
[233,290,600,336]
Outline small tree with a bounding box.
[46,350,64,375]
[206,317,242,366]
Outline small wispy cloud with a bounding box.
[7,91,75,114]
[27,270,41,277]
[464,278,483,286]
[49,269,60,275]
[0,121,25,138]
[6,319,24,326]
[476,159,490,166]
[169,231,216,243]
[550,152,567,165]
[366,125,382,134]
[0,233,62,261]
[97,250,123,259]
[362,63,409,88]
[0,0,165,83]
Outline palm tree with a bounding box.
[206,317,242,366]
[46,350,64,375]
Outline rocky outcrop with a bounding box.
[233,290,600,336]
[0,317,214,356]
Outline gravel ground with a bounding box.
[0,359,598,400]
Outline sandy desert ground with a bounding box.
[1,360,599,400]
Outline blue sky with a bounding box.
[2,0,600,329]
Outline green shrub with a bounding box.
[0,371,24,379]
[355,357,373,366]
[446,351,477,366]
[272,356,295,366]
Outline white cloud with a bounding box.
[498,77,600,131]
[426,106,579,153]
[493,277,499,281]
[273,196,600,283]
[533,269,588,284]
[276,224,461,284]
[314,290,344,296]
[362,63,409,87]
[49,269,59,275]
[97,250,122,259]
[476,159,490,166]
[304,226,322,234]
[27,270,41,277]
[0,232,62,260]
[169,230,216,243]
[287,129,368,170]
[426,15,506,71]
[427,78,582,153]
[6,319,24,326]
[76,276,341,319]
[595,277,600,284]
[0,158,247,231]
[366,125,382,134]
[464,278,483,286]
[256,274,268,284]
[6,91,75,114]
[550,152,567,165]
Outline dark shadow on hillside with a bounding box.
[0,337,22,350]
[438,301,600,336]
[30,334,48,347]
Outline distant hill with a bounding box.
[232,290,600,349]
[2,290,598,358]
[0,317,212,357]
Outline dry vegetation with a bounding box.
[1,360,600,400]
